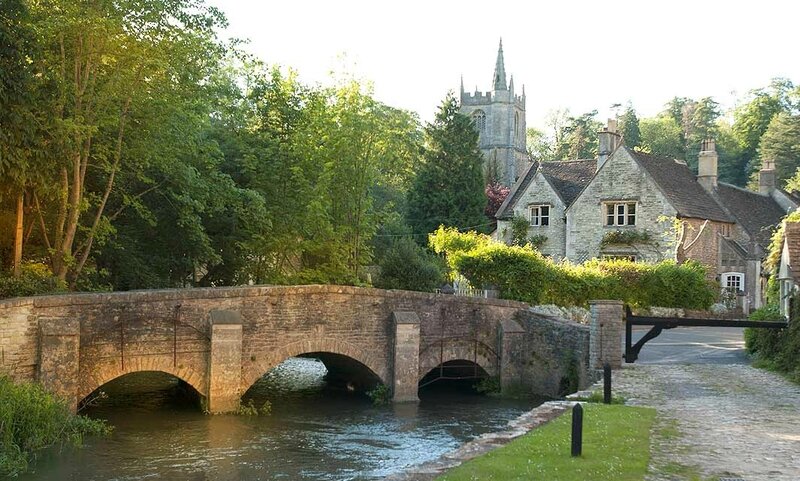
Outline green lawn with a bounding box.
[435,403,656,481]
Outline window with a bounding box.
[472,110,486,131]
[601,254,637,262]
[604,202,636,226]
[721,272,744,292]
[529,205,550,226]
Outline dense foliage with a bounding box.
[406,94,488,239]
[430,227,716,309]
[0,376,110,477]
[374,237,445,292]
[744,305,800,383]
[0,262,65,299]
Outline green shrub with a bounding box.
[429,227,716,309]
[745,304,800,383]
[0,262,66,299]
[375,237,445,292]
[366,384,391,405]
[0,376,110,477]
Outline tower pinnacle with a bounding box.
[493,38,507,91]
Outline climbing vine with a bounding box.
[600,229,654,248]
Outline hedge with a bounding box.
[429,227,717,309]
[745,304,800,383]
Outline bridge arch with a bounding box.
[242,338,389,393]
[79,363,207,404]
[418,339,498,383]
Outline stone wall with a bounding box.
[513,309,591,397]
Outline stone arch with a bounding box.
[242,338,388,392]
[78,361,207,404]
[418,340,498,383]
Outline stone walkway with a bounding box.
[614,364,800,481]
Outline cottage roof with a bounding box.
[626,149,733,223]
[715,183,786,251]
[495,159,594,219]
[540,160,597,208]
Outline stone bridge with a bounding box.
[0,285,596,413]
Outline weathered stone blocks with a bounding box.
[208,310,243,413]
[589,300,623,369]
[38,317,80,411]
[392,311,420,403]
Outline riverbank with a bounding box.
[0,376,110,477]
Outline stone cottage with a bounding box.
[496,124,798,312]
[778,221,800,317]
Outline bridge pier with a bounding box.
[498,318,525,394]
[207,310,243,413]
[392,311,420,403]
[38,317,81,412]
[589,300,624,370]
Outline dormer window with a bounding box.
[604,202,636,226]
[529,205,550,226]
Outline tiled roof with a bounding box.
[716,183,787,251]
[627,148,733,223]
[540,160,596,208]
[785,222,800,276]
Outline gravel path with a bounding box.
[614,364,800,481]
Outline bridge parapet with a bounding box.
[0,286,594,411]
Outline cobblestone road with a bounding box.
[614,364,800,481]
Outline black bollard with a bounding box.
[571,403,583,457]
[603,362,612,404]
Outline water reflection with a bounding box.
[19,358,542,481]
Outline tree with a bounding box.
[26,0,228,286]
[407,93,487,238]
[374,236,444,292]
[759,113,800,185]
[640,116,685,159]
[526,127,554,161]
[553,110,602,160]
[0,0,40,276]
[618,104,641,149]
[733,78,799,178]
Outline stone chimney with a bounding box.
[759,159,776,194]
[697,138,718,192]
[597,119,621,171]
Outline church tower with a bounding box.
[460,39,529,187]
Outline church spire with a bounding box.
[493,38,507,91]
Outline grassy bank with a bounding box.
[435,403,656,481]
[0,376,110,477]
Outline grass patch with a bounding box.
[571,390,626,404]
[435,404,656,481]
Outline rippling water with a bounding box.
[19,358,542,481]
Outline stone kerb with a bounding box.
[588,300,624,370]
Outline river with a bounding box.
[19,358,543,481]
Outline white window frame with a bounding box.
[604,202,637,226]
[721,272,745,293]
[529,204,550,227]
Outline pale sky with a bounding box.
[210,0,800,130]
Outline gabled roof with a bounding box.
[716,183,787,251]
[495,160,594,219]
[540,160,596,208]
[627,148,733,223]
